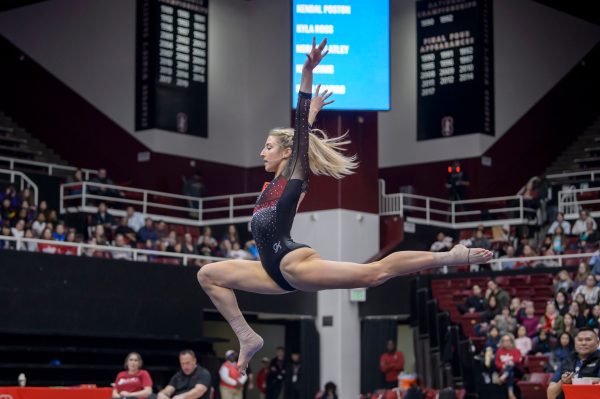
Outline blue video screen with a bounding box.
[292,1,390,111]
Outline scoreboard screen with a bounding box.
[416,0,493,141]
[136,0,208,137]
[292,0,390,111]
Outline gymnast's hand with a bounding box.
[304,37,328,71]
[309,84,334,125]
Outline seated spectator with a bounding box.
[551,332,573,370]
[88,225,110,258]
[93,202,115,230]
[0,224,14,249]
[495,334,522,399]
[458,284,485,315]
[61,231,79,256]
[112,352,152,399]
[220,224,240,256]
[138,239,158,263]
[154,350,211,399]
[430,232,452,252]
[138,218,158,243]
[514,244,539,268]
[52,223,66,241]
[532,329,554,356]
[176,233,198,255]
[517,302,540,338]
[556,313,578,338]
[477,346,501,394]
[573,275,600,306]
[66,168,85,195]
[482,295,502,324]
[573,262,591,290]
[22,229,37,252]
[578,219,600,249]
[554,291,570,316]
[510,297,525,320]
[112,234,132,261]
[1,198,16,224]
[115,217,138,245]
[38,228,59,254]
[161,230,178,252]
[90,168,121,198]
[472,229,491,250]
[514,325,532,357]
[548,212,571,235]
[540,302,564,336]
[499,245,517,270]
[586,304,600,330]
[485,326,501,352]
[155,220,168,241]
[47,209,59,225]
[569,301,587,329]
[228,242,253,260]
[315,381,338,399]
[31,212,46,237]
[245,239,259,260]
[571,209,597,236]
[197,226,219,257]
[126,206,145,233]
[554,270,574,294]
[494,307,517,336]
[485,279,510,309]
[0,185,20,208]
[551,226,567,254]
[522,177,540,212]
[37,200,49,218]
[11,219,25,238]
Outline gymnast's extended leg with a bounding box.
[197,260,286,371]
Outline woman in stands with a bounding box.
[197,37,493,372]
[112,352,153,399]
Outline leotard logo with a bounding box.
[273,241,282,253]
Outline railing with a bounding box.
[547,169,600,183]
[558,186,600,219]
[0,235,227,266]
[60,182,261,227]
[487,251,594,268]
[0,155,98,179]
[0,168,38,205]
[379,180,538,229]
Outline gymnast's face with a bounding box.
[260,135,291,173]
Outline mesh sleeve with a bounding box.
[283,91,311,191]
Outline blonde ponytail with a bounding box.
[269,128,358,179]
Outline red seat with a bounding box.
[470,336,485,352]
[459,313,481,336]
[517,372,552,399]
[529,274,553,285]
[525,355,551,373]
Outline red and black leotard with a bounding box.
[250,91,312,291]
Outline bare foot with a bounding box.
[435,244,493,266]
[237,332,264,374]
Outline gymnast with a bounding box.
[197,37,493,373]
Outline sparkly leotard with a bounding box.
[250,91,312,291]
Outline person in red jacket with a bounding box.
[495,334,522,399]
[112,352,153,399]
[379,340,404,389]
[255,357,270,399]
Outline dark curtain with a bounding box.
[360,319,398,394]
[300,319,320,399]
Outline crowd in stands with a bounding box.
[0,181,259,265]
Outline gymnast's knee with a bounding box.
[196,263,216,287]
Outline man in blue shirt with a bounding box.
[547,327,600,399]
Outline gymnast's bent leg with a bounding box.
[197,260,287,371]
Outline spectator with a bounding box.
[176,233,198,255]
[547,328,600,399]
[458,284,485,314]
[482,295,501,325]
[493,307,517,336]
[22,229,37,252]
[514,325,532,357]
[182,171,206,209]
[284,352,303,399]
[485,326,501,352]
[553,270,574,294]
[586,304,600,329]
[11,219,25,239]
[161,230,178,252]
[31,212,46,237]
[220,224,240,256]
[138,218,158,243]
[0,224,14,249]
[1,198,16,224]
[551,226,567,254]
[266,346,286,399]
[446,160,469,201]
[67,168,85,195]
[155,220,168,241]
[554,291,570,316]
[90,168,120,198]
[112,352,153,399]
[379,339,404,389]
[572,209,597,236]
[37,200,49,218]
[0,185,20,208]
[47,209,59,225]
[430,232,453,252]
[510,297,525,320]
[514,244,539,268]
[557,313,578,338]
[569,302,587,329]
[472,229,491,250]
[52,223,66,241]
[197,226,218,257]
[255,357,270,399]
[154,350,211,399]
[517,302,540,338]
[228,242,252,260]
[532,329,553,355]
[573,262,591,290]
[38,228,58,254]
[112,234,132,261]
[315,382,338,399]
[115,217,138,245]
[499,245,517,270]
[551,333,574,370]
[540,302,563,336]
[485,279,510,309]
[219,350,247,399]
[548,212,571,235]
[126,206,145,233]
[579,220,600,248]
[93,202,115,229]
[495,334,521,399]
[522,177,540,212]
[573,275,600,306]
